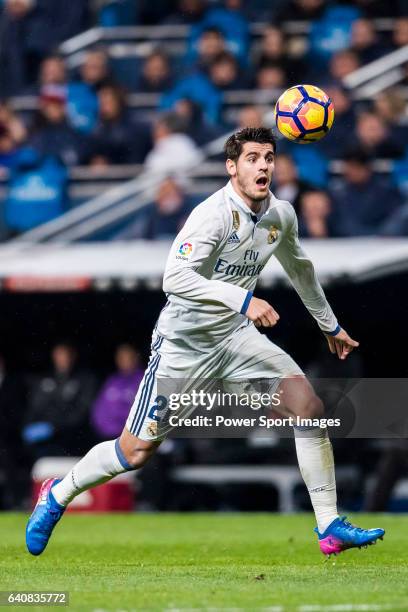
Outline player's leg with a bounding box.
[25,432,159,556]
[222,323,384,555]
[280,375,384,556]
[26,333,167,556]
[278,375,338,533]
[52,430,160,507]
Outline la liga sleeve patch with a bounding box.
[176,241,193,261]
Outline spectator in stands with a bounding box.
[0,353,27,509]
[255,61,287,90]
[23,343,97,458]
[392,17,408,50]
[162,31,223,123]
[163,0,207,25]
[26,0,89,61]
[5,146,68,234]
[88,84,151,166]
[193,28,227,74]
[253,25,282,67]
[354,0,403,18]
[38,54,67,89]
[144,112,204,174]
[188,0,249,66]
[29,85,86,166]
[273,154,313,215]
[374,89,408,150]
[253,26,304,84]
[173,98,222,145]
[236,105,265,129]
[298,189,335,238]
[330,149,403,236]
[0,0,89,96]
[137,50,173,93]
[36,54,99,135]
[329,49,360,84]
[0,103,27,171]
[79,48,115,92]
[161,69,221,124]
[91,344,144,440]
[208,51,249,91]
[351,18,389,64]
[138,0,179,25]
[98,0,139,26]
[276,0,326,23]
[319,85,356,158]
[0,0,36,95]
[348,111,404,160]
[116,177,193,240]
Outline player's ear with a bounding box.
[226,158,237,178]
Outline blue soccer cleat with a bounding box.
[315,515,385,557]
[26,478,65,556]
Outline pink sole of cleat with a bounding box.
[318,535,344,556]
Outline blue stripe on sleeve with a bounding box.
[240,290,253,315]
[326,324,341,336]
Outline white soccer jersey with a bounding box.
[126,180,340,439]
[157,180,338,350]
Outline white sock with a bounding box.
[294,427,339,533]
[51,439,132,507]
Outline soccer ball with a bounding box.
[275,84,334,144]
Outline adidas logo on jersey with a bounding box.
[227,232,240,244]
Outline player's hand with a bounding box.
[325,328,359,360]
[246,297,280,328]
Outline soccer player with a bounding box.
[26,128,384,557]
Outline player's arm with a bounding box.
[274,206,358,360]
[162,205,251,314]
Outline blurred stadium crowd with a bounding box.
[0,0,407,238]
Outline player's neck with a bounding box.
[230,180,263,214]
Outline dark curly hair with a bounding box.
[224,127,276,161]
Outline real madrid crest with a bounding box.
[147,421,158,438]
[267,225,279,244]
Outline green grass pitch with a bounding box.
[1,513,407,611]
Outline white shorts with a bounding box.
[125,321,303,441]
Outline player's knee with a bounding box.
[123,447,153,469]
[298,394,324,420]
[118,430,159,469]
